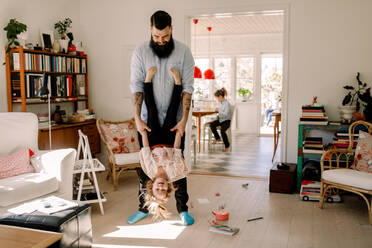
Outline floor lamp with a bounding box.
[40,73,52,150]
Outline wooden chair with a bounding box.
[319,120,372,224]
[205,105,235,151]
[96,118,140,190]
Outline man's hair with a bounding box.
[151,10,172,29]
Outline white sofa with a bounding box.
[0,112,76,215]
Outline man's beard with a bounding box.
[150,36,174,58]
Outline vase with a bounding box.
[17,31,28,47]
[59,39,69,53]
[52,40,60,53]
[339,105,356,123]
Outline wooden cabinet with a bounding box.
[38,119,100,155]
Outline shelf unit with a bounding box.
[73,130,106,215]
[296,123,350,189]
[5,46,89,112]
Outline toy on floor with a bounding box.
[209,220,239,236]
[212,204,229,221]
[300,180,341,202]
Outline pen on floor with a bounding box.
[247,217,263,222]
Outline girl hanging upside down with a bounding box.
[139,67,188,221]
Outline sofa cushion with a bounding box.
[0,148,35,179]
[323,168,372,190]
[115,152,140,165]
[0,173,58,207]
[353,131,372,173]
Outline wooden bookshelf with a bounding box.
[5,46,99,155]
[5,45,89,112]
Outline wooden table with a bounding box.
[272,112,281,162]
[192,110,218,152]
[0,224,63,248]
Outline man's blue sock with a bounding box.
[179,211,194,226]
[127,210,149,224]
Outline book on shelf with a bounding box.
[302,148,325,154]
[22,53,86,73]
[299,120,328,125]
[12,52,20,70]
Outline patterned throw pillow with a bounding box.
[0,148,35,179]
[353,131,372,173]
[100,119,140,154]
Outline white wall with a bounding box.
[0,0,81,113]
[2,0,372,164]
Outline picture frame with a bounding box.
[40,30,54,50]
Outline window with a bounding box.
[194,58,210,99]
[236,57,255,100]
[194,56,262,103]
[214,58,232,100]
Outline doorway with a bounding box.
[187,8,287,176]
[259,54,283,136]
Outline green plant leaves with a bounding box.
[4,18,27,52]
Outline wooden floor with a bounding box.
[91,171,372,248]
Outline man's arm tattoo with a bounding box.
[182,93,192,118]
[133,92,143,116]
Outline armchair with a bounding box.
[96,118,140,190]
[0,112,76,215]
[319,120,372,224]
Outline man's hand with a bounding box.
[135,117,151,135]
[170,119,187,137]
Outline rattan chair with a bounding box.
[96,118,140,190]
[319,120,372,224]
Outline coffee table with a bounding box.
[0,224,62,248]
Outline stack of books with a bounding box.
[300,105,328,125]
[333,130,359,150]
[303,137,324,154]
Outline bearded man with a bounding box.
[128,10,195,225]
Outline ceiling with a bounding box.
[191,13,283,36]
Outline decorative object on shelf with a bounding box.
[238,87,252,102]
[25,42,33,49]
[341,72,372,122]
[33,42,42,50]
[54,18,72,53]
[204,26,215,80]
[3,18,27,53]
[40,30,54,51]
[52,39,61,53]
[53,105,62,124]
[192,19,202,79]
[67,32,77,55]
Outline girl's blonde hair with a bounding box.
[214,87,227,97]
[144,178,174,221]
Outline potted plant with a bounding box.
[341,72,372,122]
[238,88,252,102]
[3,18,27,53]
[54,18,72,53]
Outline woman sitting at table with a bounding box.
[209,88,232,152]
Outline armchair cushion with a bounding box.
[323,168,372,190]
[0,148,34,179]
[353,131,372,173]
[99,119,140,154]
[115,152,140,165]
